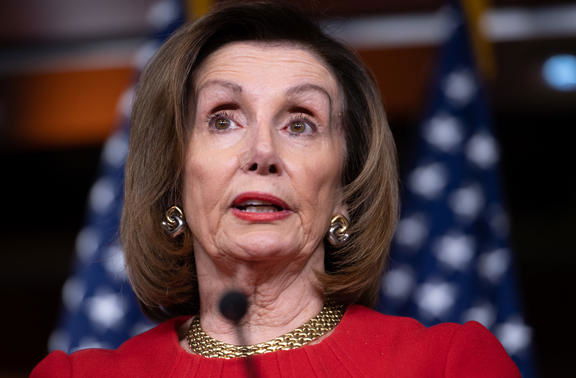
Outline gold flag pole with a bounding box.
[461,0,496,79]
[185,0,214,20]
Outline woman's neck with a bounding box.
[192,245,325,346]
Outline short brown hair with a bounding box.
[122,1,398,321]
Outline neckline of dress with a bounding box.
[169,305,354,361]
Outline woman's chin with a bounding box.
[224,231,304,262]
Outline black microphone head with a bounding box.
[219,290,248,323]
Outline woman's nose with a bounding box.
[245,161,279,174]
[241,124,282,175]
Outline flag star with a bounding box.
[408,163,448,199]
[116,87,135,121]
[478,248,510,284]
[48,330,70,352]
[62,277,85,311]
[495,318,532,356]
[75,227,100,262]
[395,214,428,250]
[103,130,129,168]
[424,113,463,152]
[449,184,484,220]
[444,69,476,106]
[89,178,116,214]
[416,280,457,319]
[466,132,499,169]
[488,204,510,237]
[383,266,415,300]
[434,232,475,270]
[463,302,496,328]
[104,244,127,278]
[134,40,161,69]
[86,292,126,329]
[147,0,179,28]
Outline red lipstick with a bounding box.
[231,192,293,222]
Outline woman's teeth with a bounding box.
[236,200,283,212]
[242,205,279,213]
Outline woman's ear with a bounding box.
[332,200,349,220]
[331,186,349,218]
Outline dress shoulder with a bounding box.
[339,305,520,377]
[443,320,521,378]
[31,347,126,378]
[30,317,188,378]
[30,350,71,378]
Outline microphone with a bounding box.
[218,290,261,378]
[219,290,248,324]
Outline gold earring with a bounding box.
[161,206,185,237]
[328,214,350,246]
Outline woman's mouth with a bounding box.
[235,200,284,213]
[231,192,293,222]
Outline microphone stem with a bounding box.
[233,321,261,378]
[219,290,261,378]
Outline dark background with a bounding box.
[1,0,575,377]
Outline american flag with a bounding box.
[48,0,186,352]
[377,1,535,376]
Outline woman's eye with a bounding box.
[289,120,307,134]
[214,117,231,130]
[286,117,316,136]
[208,113,238,131]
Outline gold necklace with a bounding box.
[186,302,345,359]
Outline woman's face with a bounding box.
[184,42,346,264]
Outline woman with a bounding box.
[32,2,520,377]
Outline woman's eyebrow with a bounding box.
[285,83,333,112]
[196,79,242,95]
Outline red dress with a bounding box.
[31,305,520,377]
